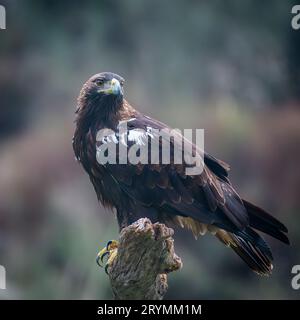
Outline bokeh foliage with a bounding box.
[0,0,299,299]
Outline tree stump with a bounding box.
[105,218,182,300]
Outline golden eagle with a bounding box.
[73,72,289,275]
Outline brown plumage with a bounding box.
[73,72,289,275]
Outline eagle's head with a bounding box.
[76,72,125,121]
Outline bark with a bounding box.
[105,218,182,300]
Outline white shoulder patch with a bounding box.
[127,129,148,146]
[97,121,155,148]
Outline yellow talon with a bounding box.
[96,240,119,273]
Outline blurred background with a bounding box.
[0,0,300,299]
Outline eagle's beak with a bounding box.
[111,78,122,95]
[99,78,122,96]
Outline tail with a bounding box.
[216,200,289,275]
[243,200,289,245]
[216,228,274,275]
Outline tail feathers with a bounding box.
[216,228,273,275]
[243,200,289,245]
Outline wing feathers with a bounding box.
[216,228,273,275]
[102,114,288,251]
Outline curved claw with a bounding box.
[105,263,110,275]
[96,240,119,269]
[107,240,119,250]
[106,240,113,250]
[96,250,109,268]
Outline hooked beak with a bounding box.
[99,78,123,96]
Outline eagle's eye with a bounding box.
[120,79,125,86]
[95,79,104,86]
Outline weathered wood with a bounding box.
[106,218,182,300]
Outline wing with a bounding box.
[96,113,249,232]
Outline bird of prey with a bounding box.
[73,72,289,275]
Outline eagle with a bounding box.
[73,72,289,275]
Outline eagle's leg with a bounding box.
[96,240,119,274]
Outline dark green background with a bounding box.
[0,0,299,299]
